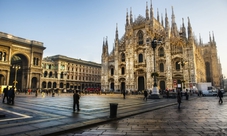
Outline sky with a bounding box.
[0,0,227,76]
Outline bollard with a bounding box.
[109,103,118,118]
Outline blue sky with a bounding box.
[0,0,227,77]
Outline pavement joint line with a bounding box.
[0,107,32,122]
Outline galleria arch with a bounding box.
[0,32,46,90]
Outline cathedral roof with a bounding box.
[133,15,146,25]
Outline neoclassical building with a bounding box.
[0,32,101,92]
[41,55,101,91]
[101,2,222,92]
[0,31,46,90]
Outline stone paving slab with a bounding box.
[57,96,227,136]
[0,93,181,136]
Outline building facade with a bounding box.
[101,2,222,92]
[0,31,46,91]
[41,55,101,92]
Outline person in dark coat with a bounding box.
[185,89,189,100]
[177,90,181,109]
[143,90,148,101]
[73,90,80,112]
[2,86,9,103]
[123,90,126,99]
[8,87,15,105]
[218,89,223,104]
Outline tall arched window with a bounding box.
[121,67,125,75]
[176,61,180,71]
[158,47,165,57]
[121,53,125,62]
[137,30,143,45]
[138,54,143,63]
[44,71,48,77]
[159,63,164,72]
[111,68,114,76]
[2,52,6,61]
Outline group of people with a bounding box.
[2,86,15,105]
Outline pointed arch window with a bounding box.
[138,54,143,63]
[121,67,125,75]
[121,53,125,62]
[137,30,144,45]
[158,47,165,57]
[111,68,114,76]
[176,61,180,71]
[159,63,164,72]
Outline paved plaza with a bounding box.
[0,93,177,136]
[57,96,227,136]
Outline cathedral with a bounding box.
[101,2,222,92]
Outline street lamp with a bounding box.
[178,58,188,90]
[148,37,162,98]
[12,65,21,89]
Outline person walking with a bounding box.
[73,90,80,112]
[177,90,182,109]
[123,90,126,99]
[2,86,9,103]
[218,89,223,104]
[185,89,189,100]
[8,87,15,105]
[143,90,148,101]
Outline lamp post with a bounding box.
[179,58,188,91]
[12,65,20,89]
[151,38,158,88]
[149,37,162,98]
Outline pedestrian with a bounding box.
[73,90,80,112]
[166,89,169,98]
[177,90,181,109]
[143,90,148,101]
[185,89,189,100]
[8,87,15,105]
[218,89,223,104]
[35,89,38,97]
[123,90,126,99]
[2,86,9,103]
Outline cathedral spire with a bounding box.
[209,31,212,43]
[165,9,169,29]
[181,18,186,38]
[212,31,216,45]
[199,33,203,45]
[157,8,160,22]
[130,7,133,24]
[171,6,178,37]
[126,8,129,26]
[150,0,153,19]
[146,1,149,20]
[161,13,164,26]
[115,23,118,40]
[171,6,176,25]
[187,17,192,39]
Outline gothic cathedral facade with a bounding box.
[101,2,222,92]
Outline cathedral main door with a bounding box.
[138,76,144,91]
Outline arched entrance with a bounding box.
[160,81,165,91]
[138,76,144,91]
[0,74,4,85]
[31,77,38,89]
[110,82,114,91]
[10,54,29,90]
[121,82,125,91]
